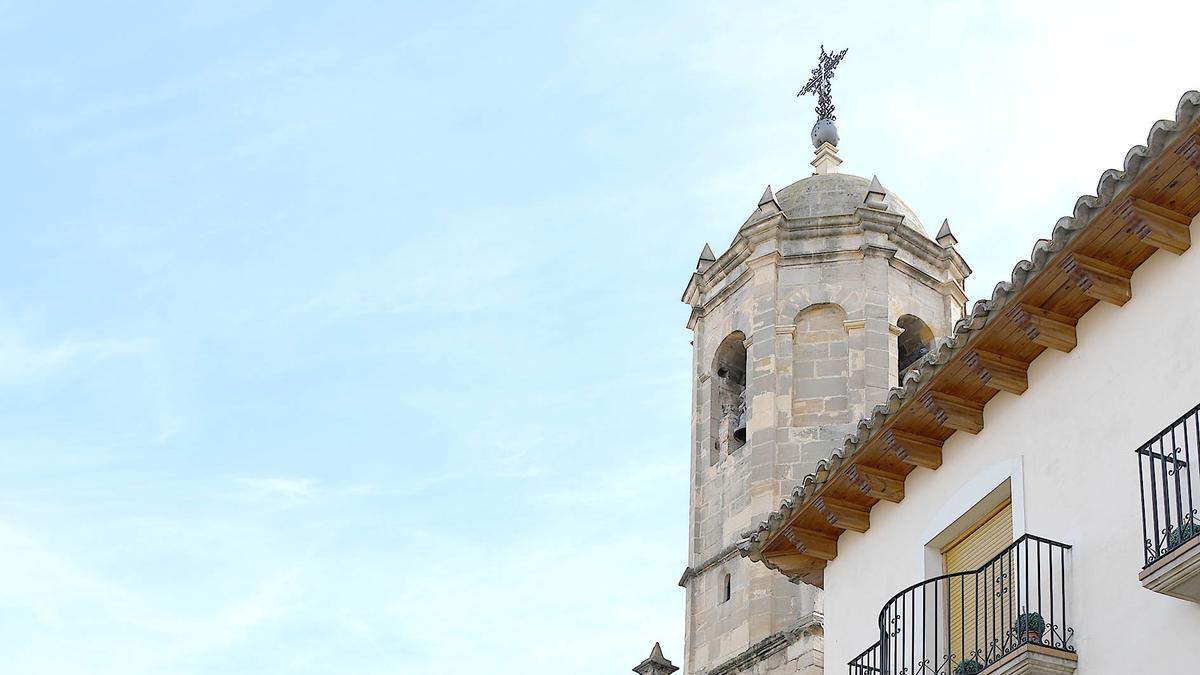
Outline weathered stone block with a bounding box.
[795,343,829,360]
[824,396,848,411]
[796,377,847,398]
[814,359,847,377]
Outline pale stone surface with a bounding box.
[810,143,842,175]
[680,165,969,674]
[694,616,823,675]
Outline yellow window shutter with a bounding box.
[943,501,1014,662]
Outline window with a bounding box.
[721,572,732,603]
[942,500,1014,651]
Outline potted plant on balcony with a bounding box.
[954,659,982,675]
[1014,612,1046,643]
[1166,517,1199,550]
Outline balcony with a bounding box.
[849,535,1076,675]
[1137,403,1200,602]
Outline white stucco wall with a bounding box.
[824,241,1200,674]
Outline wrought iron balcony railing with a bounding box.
[1137,403,1200,568]
[848,534,1074,675]
[848,641,881,675]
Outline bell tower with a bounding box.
[676,48,971,675]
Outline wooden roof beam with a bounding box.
[883,429,943,470]
[797,570,824,589]
[920,391,985,434]
[845,463,905,503]
[1120,198,1192,255]
[1008,303,1078,352]
[1062,253,1133,306]
[765,553,827,579]
[813,496,871,533]
[964,349,1030,395]
[779,526,839,561]
[1176,135,1200,174]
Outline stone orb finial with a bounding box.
[811,118,839,148]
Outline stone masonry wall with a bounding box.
[792,304,850,427]
[683,198,967,675]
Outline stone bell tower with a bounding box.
[675,48,970,675]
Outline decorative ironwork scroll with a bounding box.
[797,45,849,121]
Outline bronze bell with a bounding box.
[733,408,747,444]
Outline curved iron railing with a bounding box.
[849,534,1073,675]
[848,641,881,674]
[1137,403,1200,568]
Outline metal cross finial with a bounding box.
[797,45,849,121]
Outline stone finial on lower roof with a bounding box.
[632,642,679,675]
[864,175,888,210]
[758,184,777,206]
[936,219,959,248]
[758,184,780,214]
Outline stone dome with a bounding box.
[773,173,928,236]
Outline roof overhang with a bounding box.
[740,90,1200,588]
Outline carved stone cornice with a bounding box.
[699,613,824,675]
[695,267,753,316]
[687,205,963,311]
[678,543,742,587]
[859,243,899,260]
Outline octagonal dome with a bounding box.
[773,173,928,236]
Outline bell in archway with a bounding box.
[733,392,747,444]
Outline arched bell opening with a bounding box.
[710,331,748,462]
[896,314,935,381]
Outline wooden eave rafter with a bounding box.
[752,108,1200,588]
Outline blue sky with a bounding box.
[0,2,1196,673]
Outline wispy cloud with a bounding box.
[153,568,304,664]
[232,477,319,502]
[0,325,144,383]
[0,520,126,627]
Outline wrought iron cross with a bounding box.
[797,45,849,121]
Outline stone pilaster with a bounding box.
[861,252,895,409]
[745,254,781,527]
[844,318,868,423]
